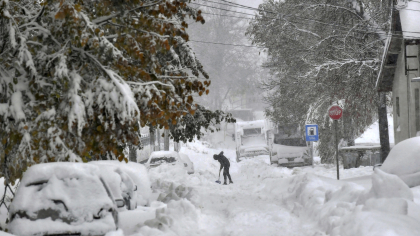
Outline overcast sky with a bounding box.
[240,0,264,9]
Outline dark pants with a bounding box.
[223,166,232,183]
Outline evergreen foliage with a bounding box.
[0,0,209,183]
[169,105,236,143]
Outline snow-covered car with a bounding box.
[146,151,194,174]
[91,160,152,207]
[8,163,120,236]
[91,163,138,211]
[380,136,420,187]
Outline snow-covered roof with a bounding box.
[399,1,420,39]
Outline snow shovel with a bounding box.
[215,169,221,184]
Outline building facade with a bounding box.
[377,1,420,144]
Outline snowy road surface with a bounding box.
[3,141,420,236]
[145,148,321,236]
[131,142,420,236]
[186,159,316,236]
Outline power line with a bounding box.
[188,39,264,48]
[191,2,256,17]
[201,12,252,20]
[193,1,420,40]
[192,2,385,35]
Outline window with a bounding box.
[243,128,261,136]
[396,97,400,117]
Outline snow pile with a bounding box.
[381,137,420,187]
[128,199,200,236]
[296,165,373,180]
[284,168,420,236]
[237,158,292,180]
[116,163,202,236]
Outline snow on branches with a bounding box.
[248,0,390,162]
[0,0,209,183]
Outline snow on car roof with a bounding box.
[10,163,115,228]
[150,151,180,159]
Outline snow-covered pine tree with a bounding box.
[0,0,209,184]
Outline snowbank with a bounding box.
[283,168,420,236]
[381,137,420,187]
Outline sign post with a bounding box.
[305,124,319,168]
[328,105,343,180]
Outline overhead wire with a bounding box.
[187,0,420,48]
[191,2,384,35]
[191,0,420,40]
[189,39,264,48]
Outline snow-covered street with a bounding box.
[144,146,320,236]
[118,141,420,236]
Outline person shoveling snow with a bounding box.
[213,151,233,185]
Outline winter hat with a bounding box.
[213,154,218,160]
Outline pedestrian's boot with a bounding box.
[223,182,227,185]
[229,180,233,184]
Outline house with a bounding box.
[377,0,420,144]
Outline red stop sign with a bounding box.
[328,105,343,120]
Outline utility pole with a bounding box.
[378,91,390,162]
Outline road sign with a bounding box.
[327,105,343,180]
[328,105,343,120]
[305,124,319,142]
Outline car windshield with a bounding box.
[150,157,176,165]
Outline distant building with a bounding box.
[377,0,420,144]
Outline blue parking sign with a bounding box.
[305,124,319,142]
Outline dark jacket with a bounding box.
[216,152,230,170]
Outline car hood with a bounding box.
[9,163,117,235]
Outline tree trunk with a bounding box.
[156,128,161,151]
[149,126,156,151]
[378,91,390,162]
[164,129,170,151]
[343,110,355,147]
[128,145,137,162]
[174,142,181,152]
